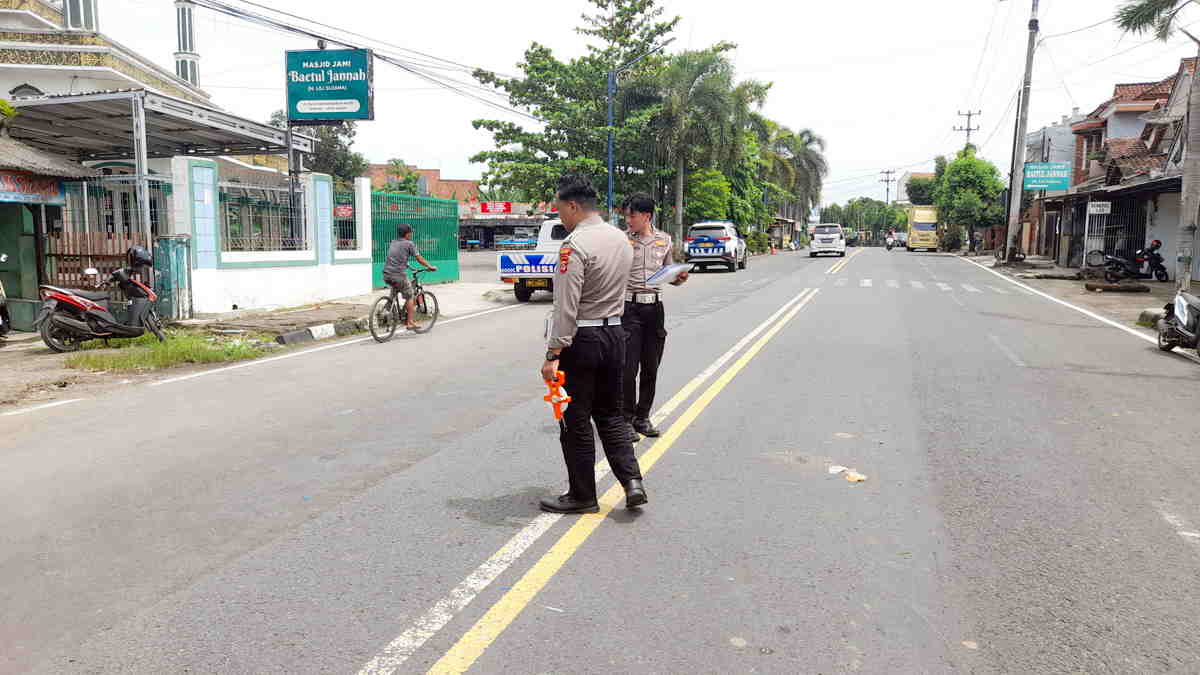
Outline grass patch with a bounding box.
[65,331,277,372]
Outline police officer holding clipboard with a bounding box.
[622,193,687,439]
[539,174,646,514]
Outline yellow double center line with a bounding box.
[825,247,865,275]
[427,287,822,674]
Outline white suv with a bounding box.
[809,223,847,257]
[685,221,748,272]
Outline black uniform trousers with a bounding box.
[558,325,643,501]
[622,300,667,421]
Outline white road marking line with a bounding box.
[860,279,872,287]
[988,334,1026,367]
[2,398,86,417]
[357,289,818,675]
[949,293,966,308]
[151,304,524,387]
[957,256,1200,364]
[886,280,899,289]
[988,285,1010,294]
[1156,504,1200,549]
[910,281,925,290]
[936,282,953,291]
[961,284,983,293]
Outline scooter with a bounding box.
[1103,240,1169,283]
[0,253,11,338]
[886,237,895,251]
[1157,290,1200,354]
[33,247,166,352]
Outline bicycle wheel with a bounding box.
[409,291,439,333]
[369,295,398,342]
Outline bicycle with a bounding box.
[369,268,440,342]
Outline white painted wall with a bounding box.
[190,261,373,314]
[1146,192,1200,281]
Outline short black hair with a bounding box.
[625,192,655,215]
[555,173,598,209]
[396,223,413,237]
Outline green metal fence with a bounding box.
[371,192,460,286]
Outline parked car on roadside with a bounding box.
[685,221,748,272]
[809,223,847,257]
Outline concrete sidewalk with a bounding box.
[178,281,517,343]
[973,254,1176,330]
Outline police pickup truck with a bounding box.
[498,219,568,302]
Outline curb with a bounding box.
[275,316,368,345]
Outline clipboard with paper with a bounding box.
[644,263,690,287]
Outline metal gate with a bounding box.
[370,192,460,287]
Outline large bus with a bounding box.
[906,206,939,252]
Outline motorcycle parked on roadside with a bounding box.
[1101,240,1169,283]
[1157,290,1200,353]
[32,246,166,352]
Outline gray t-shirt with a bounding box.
[383,238,418,279]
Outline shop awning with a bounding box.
[7,89,314,161]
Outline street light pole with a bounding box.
[606,39,674,223]
[1003,0,1040,263]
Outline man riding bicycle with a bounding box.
[382,224,438,332]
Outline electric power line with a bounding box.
[964,1,1002,108]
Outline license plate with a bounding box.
[698,242,714,248]
[526,279,549,288]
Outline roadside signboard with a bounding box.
[1023,162,1071,190]
[286,48,374,123]
[1087,201,1112,215]
[480,201,512,214]
[0,170,64,204]
[334,204,354,219]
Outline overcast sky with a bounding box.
[105,0,1199,207]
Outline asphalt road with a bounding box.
[6,247,1200,674]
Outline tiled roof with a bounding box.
[1116,153,1168,176]
[906,172,934,180]
[1103,137,1149,159]
[1114,82,1158,100]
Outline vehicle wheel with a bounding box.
[146,308,167,342]
[728,261,737,273]
[40,313,81,353]
[369,295,398,343]
[1104,268,1122,283]
[514,283,533,303]
[809,252,815,258]
[839,251,846,257]
[1156,268,1169,282]
[1158,324,1178,351]
[738,253,748,270]
[410,291,439,333]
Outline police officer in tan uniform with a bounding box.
[539,174,646,514]
[622,193,687,438]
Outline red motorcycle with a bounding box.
[32,246,166,352]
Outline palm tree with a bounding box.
[788,128,828,218]
[1116,0,1200,289]
[654,47,735,239]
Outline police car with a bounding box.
[685,221,747,272]
[497,220,568,302]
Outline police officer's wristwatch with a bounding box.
[545,350,559,362]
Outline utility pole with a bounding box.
[880,169,896,204]
[954,110,981,146]
[1003,0,1040,264]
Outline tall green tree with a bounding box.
[381,158,420,195]
[684,168,732,224]
[906,176,936,206]
[470,0,678,205]
[933,146,1005,245]
[1116,0,1200,288]
[655,45,735,238]
[268,110,368,186]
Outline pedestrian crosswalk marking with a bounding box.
[988,285,1009,294]
[936,282,953,291]
[910,281,925,290]
[861,279,872,287]
[962,284,982,293]
[886,280,899,288]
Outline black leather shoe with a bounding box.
[623,479,648,508]
[632,418,660,437]
[539,494,599,514]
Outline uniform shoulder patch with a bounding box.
[558,247,573,274]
